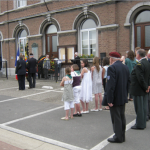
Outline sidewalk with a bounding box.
[0,141,23,150]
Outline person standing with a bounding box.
[27,53,37,89]
[43,55,50,79]
[91,57,103,111]
[125,51,137,101]
[80,59,92,113]
[16,54,26,90]
[102,52,130,143]
[71,52,81,70]
[130,49,150,129]
[102,57,110,110]
[147,50,150,121]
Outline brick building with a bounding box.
[0,0,150,75]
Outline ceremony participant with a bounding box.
[147,51,150,121]
[102,52,130,143]
[71,52,81,70]
[102,57,110,110]
[130,49,150,129]
[43,55,50,79]
[27,53,37,89]
[80,59,92,114]
[125,51,137,101]
[71,64,82,117]
[16,54,26,90]
[91,57,103,111]
[60,67,74,120]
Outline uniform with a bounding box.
[130,58,150,129]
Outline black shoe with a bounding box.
[107,138,122,143]
[73,113,78,117]
[78,113,82,117]
[113,135,125,142]
[131,125,144,130]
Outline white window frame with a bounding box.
[17,0,27,8]
[80,28,96,55]
[19,37,27,56]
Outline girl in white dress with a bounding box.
[80,59,92,113]
[91,57,103,111]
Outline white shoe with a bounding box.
[81,111,87,114]
[99,109,102,111]
[85,110,89,113]
[91,109,99,112]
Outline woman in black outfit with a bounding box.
[16,54,26,90]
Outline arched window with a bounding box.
[135,10,150,50]
[80,19,97,56]
[46,25,58,58]
[18,30,27,55]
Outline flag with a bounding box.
[15,47,20,80]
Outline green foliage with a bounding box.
[79,54,94,58]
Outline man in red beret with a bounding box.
[102,51,130,143]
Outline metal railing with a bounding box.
[38,58,102,82]
[0,61,8,79]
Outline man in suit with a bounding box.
[102,52,130,143]
[71,52,81,70]
[27,53,37,89]
[130,49,150,129]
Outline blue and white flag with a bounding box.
[15,47,20,67]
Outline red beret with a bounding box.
[109,52,121,58]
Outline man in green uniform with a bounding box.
[130,49,150,130]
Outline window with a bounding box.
[46,25,58,58]
[80,19,96,56]
[17,0,26,8]
[18,30,27,55]
[58,45,76,64]
[135,10,150,50]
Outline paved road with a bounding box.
[0,76,149,150]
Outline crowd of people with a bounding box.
[60,49,150,144]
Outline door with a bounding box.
[46,33,58,59]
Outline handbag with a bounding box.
[18,60,22,69]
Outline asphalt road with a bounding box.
[0,76,149,150]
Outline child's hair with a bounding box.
[65,67,71,75]
[82,59,89,68]
[93,57,100,72]
[103,57,110,66]
[72,64,79,71]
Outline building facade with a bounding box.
[0,0,150,75]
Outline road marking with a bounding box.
[0,125,86,150]
[90,119,136,150]
[2,106,64,125]
[0,87,18,91]
[42,86,53,89]
[0,88,62,103]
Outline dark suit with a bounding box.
[16,58,26,90]
[27,57,37,88]
[130,58,150,128]
[71,56,81,70]
[102,60,130,142]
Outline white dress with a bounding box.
[92,66,102,94]
[80,68,93,102]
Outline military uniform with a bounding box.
[130,58,150,129]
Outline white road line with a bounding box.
[0,90,51,103]
[2,106,64,125]
[90,119,136,150]
[0,125,86,150]
[0,87,18,91]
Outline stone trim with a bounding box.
[27,34,43,38]
[57,30,77,35]
[3,38,15,41]
[124,2,150,26]
[0,0,112,25]
[96,24,119,30]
